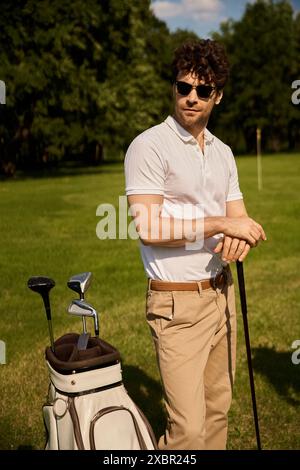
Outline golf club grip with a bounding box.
[236,261,262,450]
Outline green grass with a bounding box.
[0,154,300,450]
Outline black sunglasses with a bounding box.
[175,81,216,99]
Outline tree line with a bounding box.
[0,0,299,176]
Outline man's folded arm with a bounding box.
[127,194,266,247]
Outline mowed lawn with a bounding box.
[0,153,299,450]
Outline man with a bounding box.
[124,39,266,450]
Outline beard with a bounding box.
[174,107,210,133]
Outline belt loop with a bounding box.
[196,281,203,297]
[148,278,152,291]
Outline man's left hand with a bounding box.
[213,236,252,262]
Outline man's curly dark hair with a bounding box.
[172,39,230,90]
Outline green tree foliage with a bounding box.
[0,0,299,175]
[0,0,107,172]
[213,0,300,152]
[0,0,173,174]
[92,0,167,154]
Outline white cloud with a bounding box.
[151,1,183,18]
[151,0,223,22]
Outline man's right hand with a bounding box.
[214,236,251,262]
[222,216,267,246]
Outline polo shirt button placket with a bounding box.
[195,143,205,171]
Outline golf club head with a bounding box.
[28,276,55,294]
[68,299,95,318]
[68,299,99,337]
[67,272,92,299]
[27,276,55,318]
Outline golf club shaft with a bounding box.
[47,319,55,352]
[43,297,55,353]
[80,292,88,334]
[82,316,87,334]
[236,261,262,450]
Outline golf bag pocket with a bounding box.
[44,357,157,450]
[43,404,59,450]
[90,405,148,450]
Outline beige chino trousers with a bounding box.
[146,271,237,450]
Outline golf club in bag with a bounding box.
[236,261,262,450]
[27,276,56,353]
[67,272,93,350]
[28,272,157,450]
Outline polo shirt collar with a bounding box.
[165,115,214,145]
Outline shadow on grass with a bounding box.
[252,347,300,406]
[0,366,163,450]
[122,364,165,441]
[0,160,124,182]
[17,445,36,450]
[0,418,38,450]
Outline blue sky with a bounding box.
[151,0,300,38]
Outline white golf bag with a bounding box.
[43,333,157,450]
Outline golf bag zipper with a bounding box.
[89,405,147,450]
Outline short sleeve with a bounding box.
[124,136,166,195]
[226,149,243,202]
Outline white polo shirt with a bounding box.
[124,115,243,281]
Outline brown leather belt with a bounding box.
[149,271,226,292]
